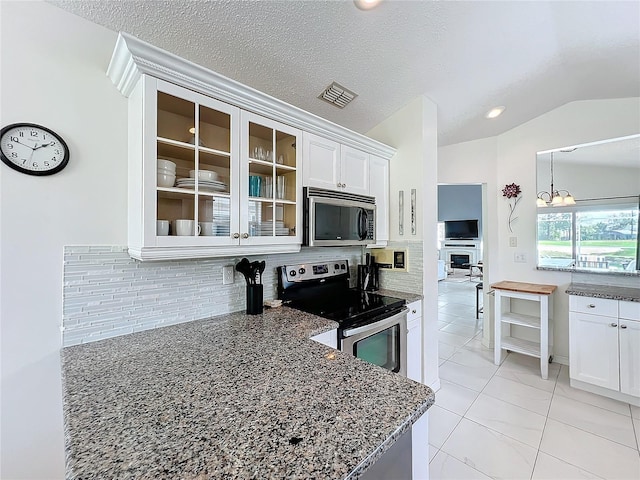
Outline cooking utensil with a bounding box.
[236,258,253,285]
[257,260,265,284]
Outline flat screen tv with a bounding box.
[445,219,479,239]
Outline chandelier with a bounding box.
[536,151,576,207]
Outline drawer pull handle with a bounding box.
[233,233,240,239]
[241,233,249,239]
[412,309,417,314]
[610,323,618,327]
[620,324,627,329]
[587,304,596,308]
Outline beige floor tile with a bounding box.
[428,405,462,448]
[548,394,637,448]
[438,330,473,348]
[435,379,480,416]
[532,452,603,479]
[483,375,553,416]
[439,360,496,392]
[429,450,491,479]
[441,419,537,480]
[540,418,640,480]
[465,393,547,448]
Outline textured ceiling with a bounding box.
[48,0,640,146]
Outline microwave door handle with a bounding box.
[358,209,368,240]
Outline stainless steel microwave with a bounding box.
[303,187,376,246]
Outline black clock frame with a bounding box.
[0,123,70,176]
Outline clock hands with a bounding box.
[13,139,35,151]
[33,141,55,150]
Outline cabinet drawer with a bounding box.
[619,301,640,321]
[407,300,422,322]
[569,296,618,317]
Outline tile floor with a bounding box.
[430,276,640,480]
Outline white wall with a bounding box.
[367,97,426,242]
[439,97,640,363]
[1,2,125,477]
[367,96,440,391]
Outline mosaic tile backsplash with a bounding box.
[62,246,362,346]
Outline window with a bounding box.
[537,202,639,272]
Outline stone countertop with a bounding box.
[566,283,640,302]
[62,307,434,480]
[376,288,423,304]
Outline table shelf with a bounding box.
[500,312,541,329]
[492,281,556,380]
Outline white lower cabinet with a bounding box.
[569,311,620,390]
[619,311,640,397]
[569,295,640,405]
[406,300,422,383]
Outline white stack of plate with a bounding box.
[176,178,227,192]
[253,221,289,236]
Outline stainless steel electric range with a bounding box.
[277,260,408,376]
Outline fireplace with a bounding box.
[441,239,482,270]
[450,254,471,269]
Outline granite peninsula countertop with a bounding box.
[62,306,434,480]
[566,283,640,302]
[376,288,423,304]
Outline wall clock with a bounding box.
[0,123,70,176]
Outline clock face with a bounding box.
[0,123,69,176]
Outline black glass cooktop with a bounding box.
[288,289,405,327]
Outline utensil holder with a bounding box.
[246,284,263,315]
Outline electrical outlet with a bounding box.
[509,236,517,247]
[222,265,235,285]
[514,253,527,263]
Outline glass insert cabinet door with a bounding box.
[153,79,239,244]
[240,111,301,244]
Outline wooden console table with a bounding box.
[491,281,557,379]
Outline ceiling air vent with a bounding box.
[319,82,358,109]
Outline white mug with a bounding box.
[174,219,200,236]
[156,220,169,236]
[199,221,216,236]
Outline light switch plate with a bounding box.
[509,236,517,247]
[222,265,235,285]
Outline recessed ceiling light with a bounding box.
[485,106,505,119]
[354,0,383,11]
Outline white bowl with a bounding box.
[157,167,176,175]
[157,159,176,172]
[189,169,218,182]
[157,173,176,188]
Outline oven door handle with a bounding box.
[342,307,408,338]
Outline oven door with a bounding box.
[340,308,407,376]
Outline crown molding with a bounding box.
[107,32,396,160]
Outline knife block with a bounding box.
[246,284,264,315]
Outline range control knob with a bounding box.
[341,264,346,270]
[289,270,296,277]
[298,267,306,275]
[334,264,340,270]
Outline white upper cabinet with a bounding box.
[340,145,369,195]
[302,132,340,191]
[302,132,370,196]
[107,33,395,259]
[128,77,301,260]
